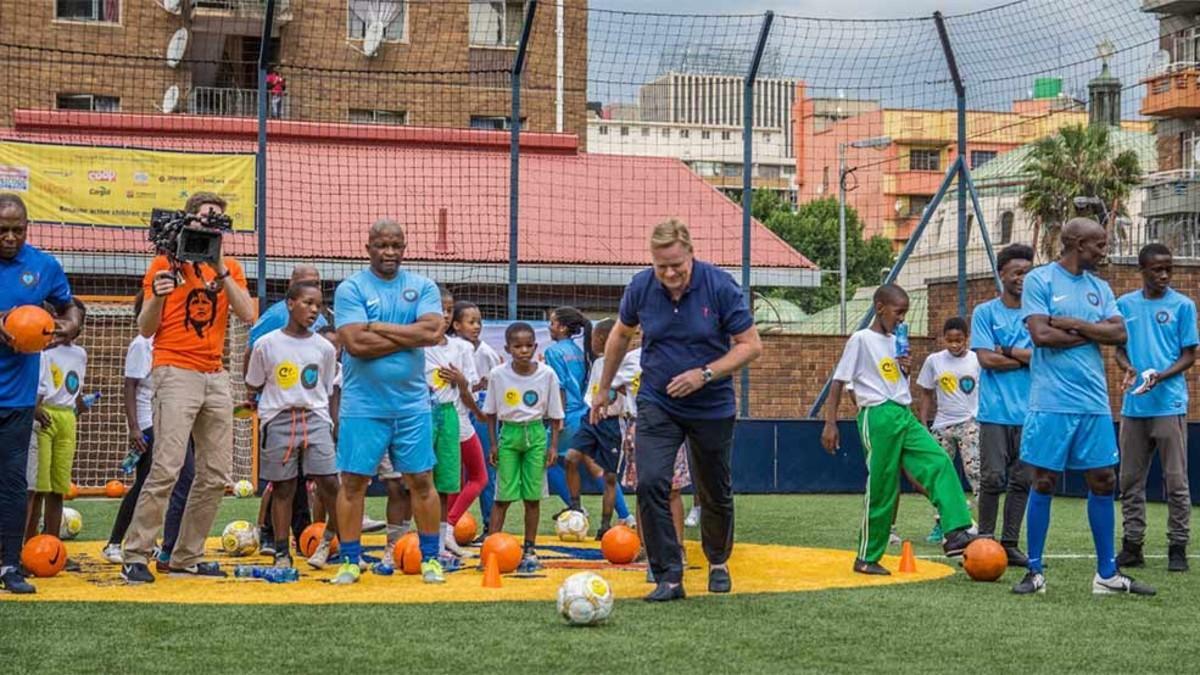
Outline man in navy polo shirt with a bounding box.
[592,219,762,602]
[0,193,82,594]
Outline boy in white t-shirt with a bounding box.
[483,322,565,571]
[26,299,89,546]
[916,316,981,544]
[245,281,340,569]
[821,285,976,575]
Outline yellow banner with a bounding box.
[0,141,256,231]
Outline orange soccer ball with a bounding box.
[65,483,79,500]
[21,534,67,578]
[600,525,640,565]
[299,522,339,558]
[394,532,422,575]
[453,512,478,546]
[104,480,126,498]
[480,532,522,573]
[4,305,55,353]
[962,538,1008,582]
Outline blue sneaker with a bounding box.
[518,552,543,573]
[437,554,463,573]
[0,568,35,594]
[371,562,395,576]
[926,522,944,544]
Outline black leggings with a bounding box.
[107,429,194,550]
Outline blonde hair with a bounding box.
[649,218,693,252]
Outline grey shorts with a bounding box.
[260,410,336,481]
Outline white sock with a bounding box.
[0,566,11,576]
[438,523,448,556]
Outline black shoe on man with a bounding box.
[1116,538,1144,569]
[643,581,686,602]
[1168,543,1189,573]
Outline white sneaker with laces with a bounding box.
[308,539,331,569]
[684,506,700,528]
[620,515,637,529]
[361,516,387,534]
[1092,572,1156,596]
[442,530,466,557]
[101,543,123,564]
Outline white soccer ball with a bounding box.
[557,571,614,626]
[233,479,254,498]
[555,509,590,542]
[221,520,259,556]
[59,507,83,540]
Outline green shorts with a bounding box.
[497,420,546,502]
[431,402,461,494]
[36,405,77,495]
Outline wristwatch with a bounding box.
[701,366,714,383]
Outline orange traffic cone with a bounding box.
[482,552,502,588]
[898,540,917,573]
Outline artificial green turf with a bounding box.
[4,494,1199,674]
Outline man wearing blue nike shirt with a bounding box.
[1013,217,1152,596]
[969,243,1034,567]
[1113,243,1196,573]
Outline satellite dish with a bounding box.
[166,28,189,68]
[161,0,181,14]
[161,85,180,113]
[363,21,385,58]
[894,199,904,214]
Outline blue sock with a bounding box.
[613,483,630,520]
[546,464,572,506]
[1087,491,1117,579]
[1025,491,1052,574]
[340,539,362,566]
[419,532,440,562]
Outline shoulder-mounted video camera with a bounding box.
[148,208,233,264]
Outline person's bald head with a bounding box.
[290,264,320,285]
[1061,217,1108,271]
[365,219,406,278]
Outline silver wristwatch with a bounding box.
[701,366,714,383]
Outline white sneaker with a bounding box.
[620,515,637,529]
[442,530,466,557]
[307,539,331,569]
[101,543,123,564]
[888,528,902,546]
[1092,572,1156,596]
[361,516,386,533]
[383,542,397,567]
[684,506,701,528]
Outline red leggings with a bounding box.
[447,434,487,525]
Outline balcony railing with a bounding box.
[1143,169,1200,219]
[188,87,289,119]
[1140,66,1200,117]
[193,0,290,13]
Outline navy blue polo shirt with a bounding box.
[619,259,753,419]
[0,244,73,408]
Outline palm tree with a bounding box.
[1020,124,1141,261]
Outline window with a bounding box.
[660,128,671,138]
[821,166,830,194]
[691,161,720,177]
[781,165,795,177]
[1184,130,1198,173]
[679,129,690,139]
[347,0,406,41]
[999,211,1014,244]
[701,130,711,140]
[348,108,407,125]
[722,163,742,177]
[56,94,120,112]
[1172,27,1200,65]
[597,125,608,136]
[620,126,629,137]
[721,131,732,141]
[470,115,523,130]
[758,165,781,179]
[56,0,119,22]
[641,127,650,137]
[909,148,941,172]
[970,150,997,170]
[469,0,527,47]
[907,195,932,218]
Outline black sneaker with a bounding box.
[643,582,686,602]
[120,562,155,584]
[1116,539,1144,569]
[169,561,228,578]
[1003,545,1029,568]
[942,527,977,558]
[1168,544,1189,573]
[0,568,35,594]
[63,558,82,573]
[853,559,891,576]
[260,541,277,558]
[1012,570,1046,595]
[594,526,610,542]
[708,566,732,592]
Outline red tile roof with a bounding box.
[7,112,814,270]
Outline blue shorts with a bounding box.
[337,414,434,477]
[552,411,584,457]
[1020,412,1118,472]
[571,417,623,475]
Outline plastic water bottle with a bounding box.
[80,392,101,410]
[234,564,257,579]
[894,322,910,358]
[120,442,147,475]
[233,565,299,583]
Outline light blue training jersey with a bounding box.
[970,297,1033,426]
[1118,287,1198,418]
[544,338,587,419]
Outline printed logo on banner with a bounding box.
[87,170,117,182]
[0,165,29,192]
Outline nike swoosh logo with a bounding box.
[1125,316,1138,322]
[49,550,60,566]
[1052,295,1068,303]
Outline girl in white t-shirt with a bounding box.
[449,301,504,539]
[443,300,491,546]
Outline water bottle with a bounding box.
[120,445,145,475]
[262,567,300,583]
[234,564,257,579]
[80,392,101,410]
[894,322,910,358]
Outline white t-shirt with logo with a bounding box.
[246,329,338,425]
[588,352,640,418]
[832,329,911,408]
[124,336,155,431]
[621,348,644,417]
[473,340,503,384]
[40,344,87,409]
[426,336,479,441]
[483,362,565,424]
[916,349,980,430]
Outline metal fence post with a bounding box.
[254,0,276,310]
[740,11,773,418]
[934,11,968,319]
[508,0,538,321]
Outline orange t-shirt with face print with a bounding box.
[142,255,248,373]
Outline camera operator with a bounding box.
[120,192,257,583]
